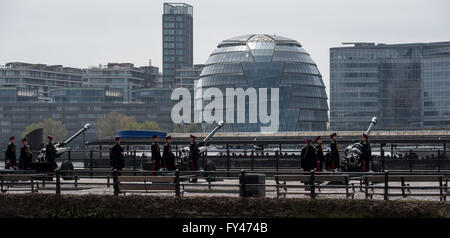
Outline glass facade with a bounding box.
[330,42,450,130]
[50,88,124,103]
[0,62,83,101]
[83,63,148,102]
[162,3,193,88]
[174,64,203,88]
[197,34,328,132]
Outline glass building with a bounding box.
[175,64,203,88]
[83,63,149,103]
[196,34,328,132]
[0,62,83,101]
[50,88,124,103]
[330,41,450,130]
[162,3,193,88]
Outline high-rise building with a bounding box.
[0,62,83,101]
[175,64,203,88]
[197,34,328,132]
[330,41,450,130]
[162,3,193,88]
[83,63,151,102]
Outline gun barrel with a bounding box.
[202,121,224,143]
[365,117,378,136]
[61,123,90,146]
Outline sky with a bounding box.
[1,0,449,96]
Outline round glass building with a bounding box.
[196,34,328,132]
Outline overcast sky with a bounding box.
[1,0,449,95]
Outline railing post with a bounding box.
[133,150,137,176]
[310,170,316,199]
[68,150,71,161]
[226,144,230,177]
[384,170,389,201]
[381,145,385,171]
[90,150,93,177]
[239,169,246,197]
[55,168,61,195]
[175,169,181,197]
[409,150,413,172]
[438,150,441,172]
[0,176,4,193]
[276,152,279,172]
[251,154,254,171]
[113,169,119,196]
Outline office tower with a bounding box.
[162,3,193,88]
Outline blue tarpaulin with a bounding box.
[117,130,167,139]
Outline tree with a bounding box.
[172,123,200,133]
[96,112,137,139]
[185,123,199,133]
[96,112,161,139]
[139,120,160,131]
[22,118,68,142]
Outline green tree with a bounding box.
[22,118,68,142]
[139,120,160,131]
[185,123,199,133]
[96,112,162,139]
[96,112,137,139]
[172,123,199,133]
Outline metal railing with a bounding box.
[0,168,448,201]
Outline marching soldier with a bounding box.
[163,136,176,171]
[300,138,316,172]
[360,133,372,172]
[19,138,33,170]
[5,136,16,170]
[110,136,125,171]
[314,136,324,171]
[151,135,162,174]
[329,132,340,171]
[300,138,316,191]
[189,135,200,182]
[45,135,57,171]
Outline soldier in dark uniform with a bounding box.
[5,136,16,170]
[45,135,57,171]
[300,138,316,172]
[151,135,162,174]
[163,136,176,171]
[314,136,324,171]
[189,135,200,182]
[300,138,316,190]
[19,138,33,170]
[110,136,125,171]
[329,132,340,171]
[360,133,372,172]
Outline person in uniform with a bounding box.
[5,136,16,170]
[45,135,57,171]
[300,138,316,172]
[110,136,125,171]
[189,135,200,182]
[329,132,340,171]
[314,136,324,171]
[163,136,176,171]
[151,135,162,174]
[19,138,33,170]
[300,138,316,191]
[360,133,372,172]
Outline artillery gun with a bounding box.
[340,117,377,171]
[177,121,224,171]
[31,123,91,175]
